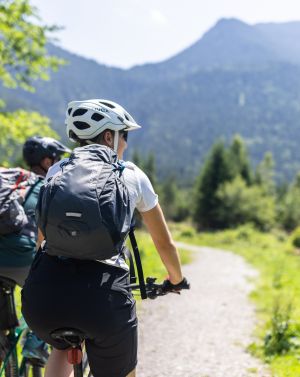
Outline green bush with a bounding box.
[289,227,300,248]
[277,187,300,231]
[264,299,294,357]
[180,229,195,238]
[236,223,256,240]
[216,176,276,230]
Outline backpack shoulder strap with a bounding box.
[122,246,136,284]
[23,175,43,205]
[128,228,147,300]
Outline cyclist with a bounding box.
[0,136,71,285]
[0,136,70,359]
[21,99,189,377]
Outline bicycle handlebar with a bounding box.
[129,277,190,299]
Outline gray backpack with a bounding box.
[37,145,132,260]
[0,168,38,235]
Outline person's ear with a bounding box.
[103,131,114,147]
[40,157,53,171]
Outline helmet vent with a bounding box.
[73,108,88,117]
[100,101,115,109]
[124,114,130,121]
[68,108,72,115]
[91,113,105,122]
[73,121,90,130]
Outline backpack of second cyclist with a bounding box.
[0,168,38,235]
[36,144,132,260]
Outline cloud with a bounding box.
[150,9,168,26]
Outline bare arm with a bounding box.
[36,227,44,250]
[140,203,183,285]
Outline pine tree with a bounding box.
[228,135,252,184]
[161,176,177,219]
[143,153,157,189]
[193,141,232,229]
[132,149,143,168]
[255,152,275,195]
[277,171,300,231]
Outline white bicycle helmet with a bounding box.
[66,99,141,144]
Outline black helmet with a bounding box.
[23,136,71,167]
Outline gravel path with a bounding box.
[137,243,271,377]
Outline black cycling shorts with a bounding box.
[21,252,137,377]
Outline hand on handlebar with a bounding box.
[161,277,190,293]
[130,276,190,299]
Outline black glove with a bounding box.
[162,277,190,293]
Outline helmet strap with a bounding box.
[113,131,119,154]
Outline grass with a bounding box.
[171,222,300,377]
[134,229,193,280]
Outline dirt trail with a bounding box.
[137,243,270,377]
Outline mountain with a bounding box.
[128,18,298,81]
[2,18,300,183]
[255,21,300,63]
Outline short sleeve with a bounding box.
[134,166,158,212]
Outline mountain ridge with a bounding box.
[2,18,300,182]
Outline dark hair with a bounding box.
[69,130,114,147]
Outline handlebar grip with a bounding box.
[162,277,190,292]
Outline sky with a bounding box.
[31,0,300,69]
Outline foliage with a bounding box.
[264,299,294,356]
[255,152,276,195]
[228,135,252,184]
[0,110,58,167]
[132,150,191,222]
[193,136,277,230]
[132,150,158,190]
[216,176,275,230]
[131,149,143,168]
[0,0,65,168]
[160,176,177,219]
[277,183,300,232]
[160,176,191,222]
[0,0,64,91]
[289,227,300,248]
[193,140,232,229]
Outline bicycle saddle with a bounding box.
[51,328,86,347]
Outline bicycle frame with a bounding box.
[0,276,46,377]
[0,317,27,376]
